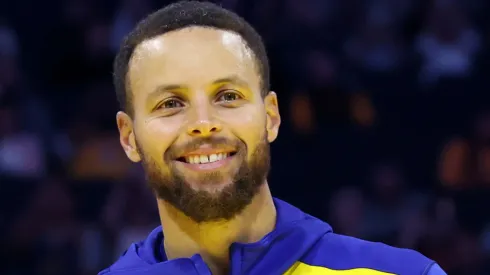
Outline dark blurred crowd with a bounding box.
[1,0,490,274]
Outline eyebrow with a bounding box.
[146,75,250,103]
[212,76,249,88]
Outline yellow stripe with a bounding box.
[283,261,396,275]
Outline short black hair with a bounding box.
[113,1,270,116]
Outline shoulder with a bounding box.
[302,232,437,275]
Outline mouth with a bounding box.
[176,151,238,165]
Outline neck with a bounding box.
[157,184,276,274]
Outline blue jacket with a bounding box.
[100,198,446,275]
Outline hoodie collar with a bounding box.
[103,198,332,275]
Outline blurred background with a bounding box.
[0,0,490,274]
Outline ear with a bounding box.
[264,91,281,143]
[116,111,141,162]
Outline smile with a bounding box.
[180,152,235,164]
[176,150,238,171]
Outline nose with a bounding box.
[187,119,222,137]
[186,97,223,137]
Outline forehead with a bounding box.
[128,27,260,101]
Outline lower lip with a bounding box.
[177,156,234,171]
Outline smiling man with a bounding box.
[100,1,447,275]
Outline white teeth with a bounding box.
[184,153,230,164]
[200,155,209,163]
[217,153,224,160]
[209,154,218,162]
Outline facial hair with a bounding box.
[136,135,270,223]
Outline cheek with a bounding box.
[138,118,181,159]
[218,105,265,128]
[219,107,266,156]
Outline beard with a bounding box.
[136,135,270,223]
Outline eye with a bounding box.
[159,99,184,109]
[217,90,242,102]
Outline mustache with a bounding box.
[166,137,243,159]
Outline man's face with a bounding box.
[117,27,281,223]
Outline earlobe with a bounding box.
[116,111,142,162]
[126,131,142,162]
[264,92,281,143]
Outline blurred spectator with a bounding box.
[101,178,158,259]
[450,231,489,274]
[69,130,131,181]
[7,177,78,275]
[344,5,406,73]
[415,0,481,84]
[413,197,459,271]
[439,137,470,188]
[288,49,356,135]
[0,96,46,179]
[68,83,131,182]
[438,110,490,188]
[289,92,315,135]
[327,186,365,238]
[349,93,376,128]
[362,162,428,244]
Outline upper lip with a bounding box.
[177,145,237,159]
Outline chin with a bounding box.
[186,178,236,193]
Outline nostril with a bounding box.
[188,124,220,135]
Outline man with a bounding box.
[101,1,447,274]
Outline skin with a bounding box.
[116,26,281,274]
